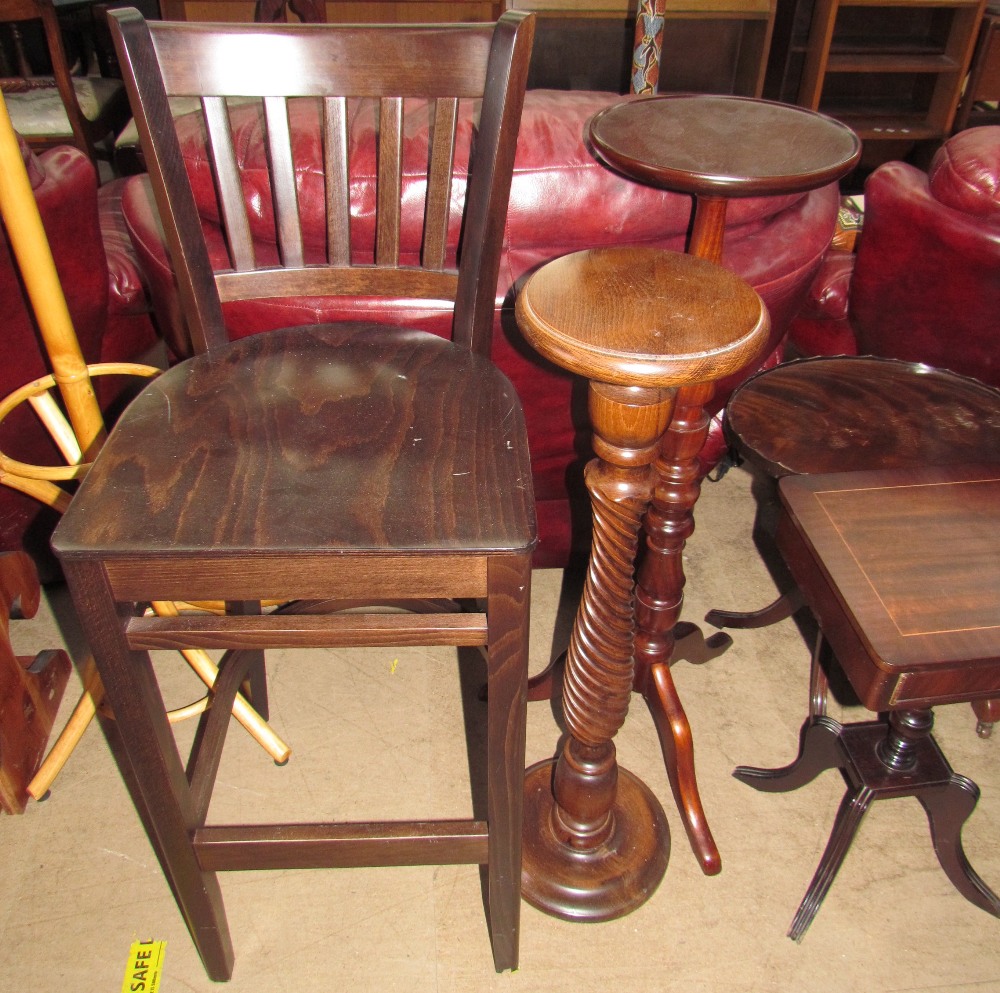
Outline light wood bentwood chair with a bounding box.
[52,9,536,980]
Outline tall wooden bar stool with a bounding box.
[735,464,1000,940]
[516,245,769,921]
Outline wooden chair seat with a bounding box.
[55,324,535,562]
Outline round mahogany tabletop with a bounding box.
[724,355,1000,478]
[588,94,861,198]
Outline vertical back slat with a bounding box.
[263,96,304,268]
[423,97,458,272]
[203,96,256,272]
[375,96,403,267]
[324,96,351,265]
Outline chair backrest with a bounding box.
[0,0,100,161]
[108,9,535,357]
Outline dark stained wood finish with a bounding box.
[0,551,70,814]
[516,246,769,919]
[589,93,861,201]
[724,356,1000,479]
[735,464,1000,939]
[778,466,1000,711]
[51,10,536,981]
[710,356,1000,733]
[579,93,858,874]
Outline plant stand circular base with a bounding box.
[520,758,671,922]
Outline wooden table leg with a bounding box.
[521,381,674,921]
[634,381,722,875]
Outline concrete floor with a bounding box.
[3,462,999,992]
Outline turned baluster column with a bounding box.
[632,379,722,873]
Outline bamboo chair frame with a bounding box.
[0,93,290,799]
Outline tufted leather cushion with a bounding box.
[928,125,1000,222]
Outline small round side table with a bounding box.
[516,246,769,922]
[569,93,861,875]
[707,354,1000,736]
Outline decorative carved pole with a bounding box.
[632,0,667,95]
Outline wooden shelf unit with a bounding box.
[509,0,777,96]
[796,0,986,140]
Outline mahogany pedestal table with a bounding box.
[515,246,769,921]
[735,463,1000,940]
[557,93,861,875]
[707,355,1000,736]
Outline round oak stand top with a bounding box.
[515,246,770,388]
[588,94,862,199]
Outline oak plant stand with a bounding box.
[515,246,769,920]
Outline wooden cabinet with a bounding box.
[792,0,986,141]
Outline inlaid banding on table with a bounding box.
[815,477,1000,637]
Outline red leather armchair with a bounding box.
[789,125,1000,389]
[0,136,159,577]
[121,90,843,568]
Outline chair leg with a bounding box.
[63,560,235,981]
[484,553,531,973]
[919,774,1000,918]
[787,784,875,941]
[972,697,1000,738]
[734,715,844,794]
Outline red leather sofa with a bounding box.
[121,90,844,568]
[789,125,1000,389]
[0,137,159,576]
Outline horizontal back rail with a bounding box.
[147,23,494,98]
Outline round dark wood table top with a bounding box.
[725,355,1000,478]
[588,94,862,198]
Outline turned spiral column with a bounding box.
[515,246,769,921]
[523,380,676,919]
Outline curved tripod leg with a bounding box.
[705,588,805,631]
[643,660,721,875]
[788,784,876,941]
[919,774,1000,917]
[734,716,844,794]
